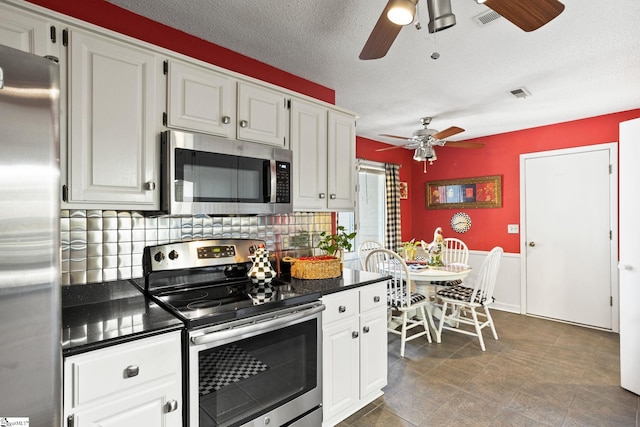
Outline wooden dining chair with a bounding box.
[357,240,383,269]
[364,248,432,357]
[436,246,503,351]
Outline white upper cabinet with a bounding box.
[291,98,356,211]
[167,59,236,138]
[0,3,59,57]
[66,28,162,209]
[327,109,356,211]
[167,60,288,148]
[290,98,328,211]
[237,81,288,147]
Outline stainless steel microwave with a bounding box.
[161,130,292,215]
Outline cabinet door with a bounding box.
[290,98,328,211]
[237,81,288,147]
[167,60,236,138]
[67,29,160,208]
[71,380,181,427]
[359,309,388,398]
[0,4,59,57]
[322,316,359,421]
[327,110,356,210]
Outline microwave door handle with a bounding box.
[269,159,277,203]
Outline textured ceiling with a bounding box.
[106,0,640,145]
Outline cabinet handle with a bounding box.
[239,119,248,128]
[373,296,380,303]
[329,194,336,199]
[222,115,231,124]
[124,365,139,378]
[319,193,326,199]
[352,331,359,339]
[165,399,179,413]
[338,305,346,313]
[363,326,370,334]
[145,181,156,191]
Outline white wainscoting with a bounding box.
[467,250,521,313]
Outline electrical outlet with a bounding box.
[507,224,519,234]
[281,236,291,248]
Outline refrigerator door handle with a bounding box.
[0,66,4,89]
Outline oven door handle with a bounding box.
[190,303,325,346]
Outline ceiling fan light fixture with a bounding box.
[387,0,416,26]
[413,146,427,161]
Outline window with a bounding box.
[338,160,386,269]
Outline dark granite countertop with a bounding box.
[61,268,390,357]
[62,280,183,357]
[278,268,391,296]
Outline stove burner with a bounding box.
[187,300,223,310]
[161,290,209,304]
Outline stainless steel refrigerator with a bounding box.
[0,44,61,426]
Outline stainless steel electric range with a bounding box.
[133,239,325,427]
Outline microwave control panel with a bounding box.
[275,161,291,203]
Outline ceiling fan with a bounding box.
[360,0,565,60]
[376,117,484,171]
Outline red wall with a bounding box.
[25,0,335,104]
[359,109,640,253]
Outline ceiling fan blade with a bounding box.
[379,133,412,140]
[431,126,464,140]
[484,0,564,32]
[441,141,485,149]
[359,0,403,60]
[375,144,407,152]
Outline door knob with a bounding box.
[529,241,536,247]
[239,119,248,128]
[221,115,231,124]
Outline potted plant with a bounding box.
[317,226,357,259]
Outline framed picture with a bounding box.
[426,175,502,209]
[399,182,408,199]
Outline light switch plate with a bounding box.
[508,224,519,234]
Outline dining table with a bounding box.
[404,261,472,343]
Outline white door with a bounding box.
[521,144,616,329]
[619,118,640,394]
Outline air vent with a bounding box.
[509,87,531,99]
[472,10,502,26]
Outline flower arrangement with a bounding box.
[317,226,357,257]
[400,238,420,260]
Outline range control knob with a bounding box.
[168,250,179,260]
[153,251,165,262]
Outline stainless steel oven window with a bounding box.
[188,304,323,427]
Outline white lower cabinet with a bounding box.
[322,282,388,426]
[63,331,182,427]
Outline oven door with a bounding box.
[188,302,324,427]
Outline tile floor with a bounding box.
[339,310,639,427]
